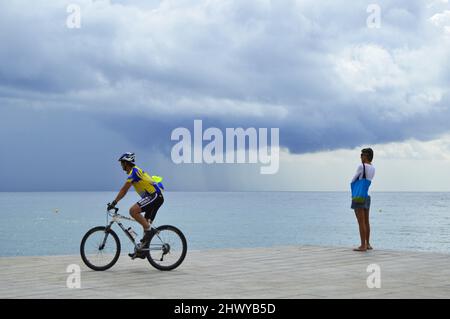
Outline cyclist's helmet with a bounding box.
[118,152,135,163]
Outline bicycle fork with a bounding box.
[99,221,115,250]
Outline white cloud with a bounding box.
[265,134,450,191]
[334,44,406,93]
[430,9,450,33]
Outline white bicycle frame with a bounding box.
[104,209,163,252]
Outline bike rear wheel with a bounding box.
[146,225,187,271]
[80,226,121,271]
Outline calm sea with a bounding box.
[0,191,449,256]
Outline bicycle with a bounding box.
[80,205,187,271]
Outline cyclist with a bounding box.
[108,152,164,259]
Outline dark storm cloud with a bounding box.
[1,0,450,159]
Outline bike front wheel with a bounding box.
[147,225,187,271]
[80,226,121,271]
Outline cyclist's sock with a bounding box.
[139,228,155,249]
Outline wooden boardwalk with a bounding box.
[1,245,449,298]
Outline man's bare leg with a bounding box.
[354,209,367,251]
[130,204,150,231]
[364,208,372,250]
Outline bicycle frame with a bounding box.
[103,209,162,252]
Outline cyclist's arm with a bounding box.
[112,181,132,206]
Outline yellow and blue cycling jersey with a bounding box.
[127,166,157,198]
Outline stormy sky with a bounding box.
[1,0,450,191]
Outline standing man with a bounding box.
[351,148,375,252]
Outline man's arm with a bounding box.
[111,181,133,206]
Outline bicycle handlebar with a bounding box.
[107,203,119,214]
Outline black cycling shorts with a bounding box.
[137,192,164,221]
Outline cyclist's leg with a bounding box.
[129,204,150,231]
[127,204,149,259]
[129,198,155,258]
[144,193,164,224]
[140,193,164,247]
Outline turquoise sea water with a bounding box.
[0,191,449,256]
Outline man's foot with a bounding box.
[128,251,146,259]
[367,244,373,250]
[353,246,367,252]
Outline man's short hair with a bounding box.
[361,148,374,161]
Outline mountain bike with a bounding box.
[80,205,187,271]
